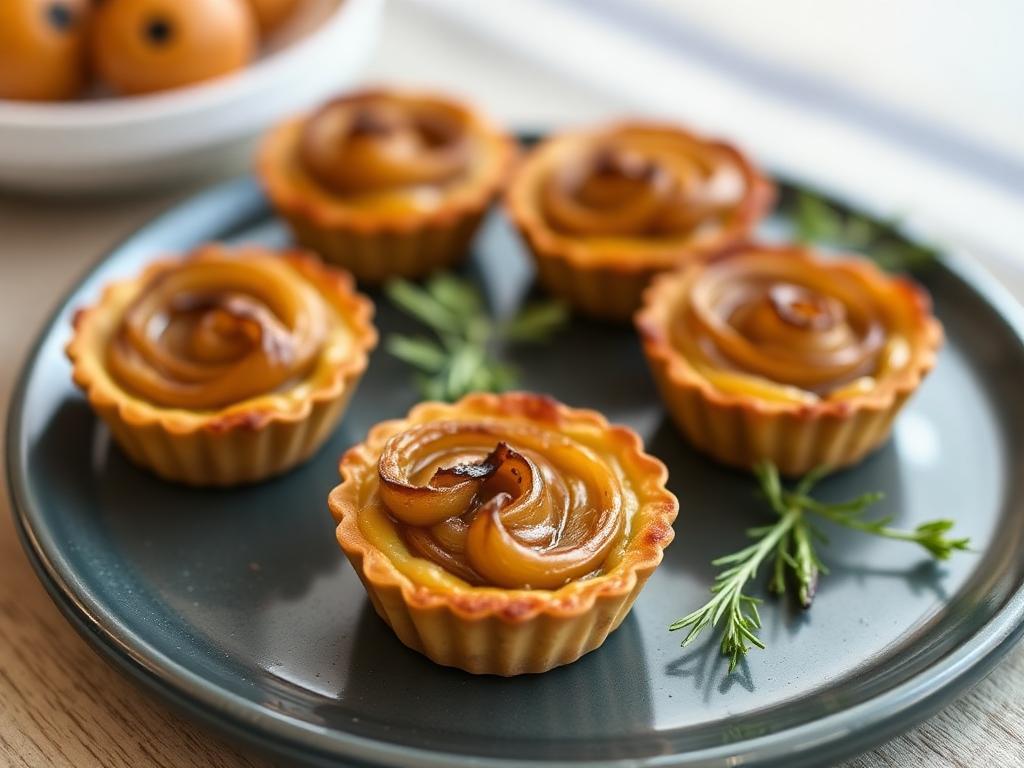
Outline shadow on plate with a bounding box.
[324,602,661,761]
[647,417,910,581]
[28,399,345,607]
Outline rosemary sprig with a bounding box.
[385,273,568,402]
[671,462,970,672]
[793,189,937,272]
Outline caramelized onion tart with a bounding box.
[327,393,678,675]
[636,244,943,475]
[506,121,774,321]
[67,244,377,486]
[258,88,516,283]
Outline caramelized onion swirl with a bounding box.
[376,421,626,589]
[107,253,328,410]
[540,129,748,239]
[671,250,911,402]
[299,93,471,195]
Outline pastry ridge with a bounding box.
[505,120,775,321]
[67,243,378,485]
[257,87,517,282]
[328,391,678,674]
[635,243,944,474]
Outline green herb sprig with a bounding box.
[794,189,937,273]
[671,462,970,672]
[385,273,568,402]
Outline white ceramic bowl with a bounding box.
[0,0,383,193]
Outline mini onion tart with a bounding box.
[636,244,943,475]
[327,392,678,676]
[257,87,516,283]
[67,243,377,486]
[506,121,774,322]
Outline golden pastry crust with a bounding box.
[257,87,517,282]
[327,392,678,675]
[67,243,377,486]
[506,121,774,321]
[636,243,943,475]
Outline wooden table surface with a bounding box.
[2,181,1024,768]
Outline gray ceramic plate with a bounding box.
[8,176,1024,768]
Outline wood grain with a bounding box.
[1,190,1023,768]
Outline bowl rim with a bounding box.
[0,0,376,128]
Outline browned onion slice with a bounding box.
[106,255,326,410]
[375,423,626,589]
[681,254,888,393]
[299,97,470,194]
[541,146,674,236]
[539,136,746,239]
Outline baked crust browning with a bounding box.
[257,88,517,282]
[327,392,678,675]
[506,121,774,321]
[67,243,378,485]
[636,243,943,474]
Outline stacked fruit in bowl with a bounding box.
[0,0,308,100]
[0,0,382,192]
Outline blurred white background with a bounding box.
[648,0,1023,160]
[370,0,1024,273]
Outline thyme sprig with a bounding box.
[793,189,937,272]
[385,273,567,402]
[671,462,970,672]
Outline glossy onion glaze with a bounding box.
[671,250,912,404]
[106,254,328,409]
[538,128,747,241]
[374,421,627,589]
[299,93,471,196]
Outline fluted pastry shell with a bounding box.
[327,392,678,675]
[506,121,774,322]
[636,244,943,475]
[66,244,377,486]
[257,87,516,283]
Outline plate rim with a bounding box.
[8,174,1024,768]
